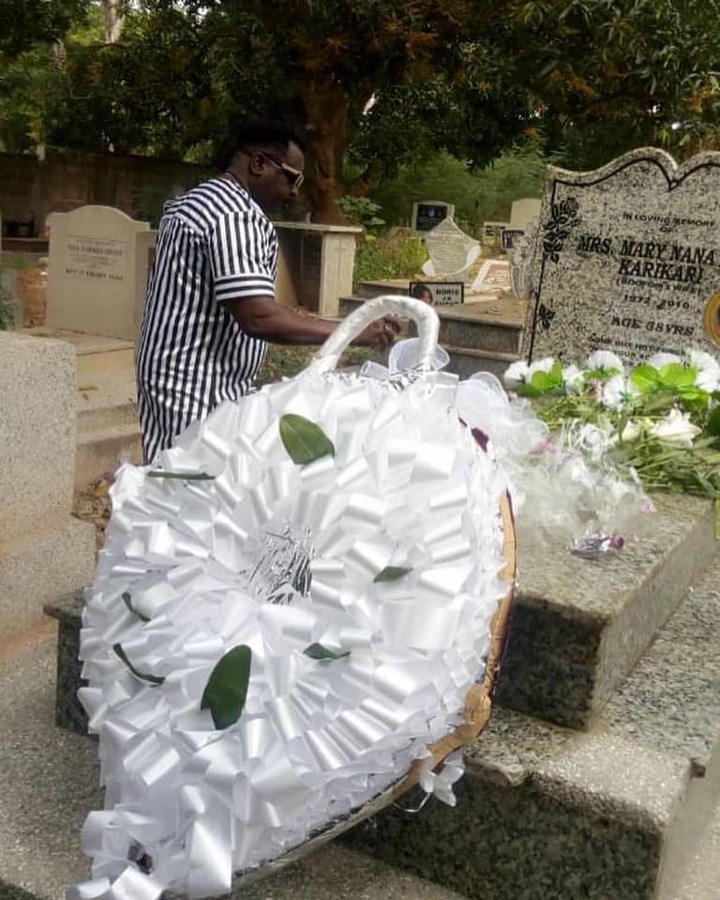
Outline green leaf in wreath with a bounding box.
[201,644,252,730]
[113,643,164,685]
[303,642,351,661]
[122,591,150,623]
[279,414,335,464]
[147,470,215,480]
[374,565,413,583]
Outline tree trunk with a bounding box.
[104,0,124,44]
[301,84,350,225]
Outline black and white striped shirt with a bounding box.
[136,176,278,462]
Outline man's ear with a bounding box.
[247,151,265,177]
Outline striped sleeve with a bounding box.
[207,207,277,303]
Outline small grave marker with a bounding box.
[409,281,464,306]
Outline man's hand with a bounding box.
[355,316,401,350]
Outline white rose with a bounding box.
[647,352,681,370]
[503,360,530,389]
[648,408,702,446]
[528,357,557,377]
[600,374,630,409]
[585,350,624,374]
[685,348,720,392]
[618,419,643,443]
[562,364,584,393]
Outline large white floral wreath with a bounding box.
[72,300,510,900]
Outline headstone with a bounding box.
[481,220,511,250]
[525,148,720,363]
[501,227,526,253]
[412,200,455,233]
[46,205,150,340]
[510,198,541,229]
[421,218,480,281]
[134,229,157,341]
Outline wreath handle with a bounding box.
[305,294,441,375]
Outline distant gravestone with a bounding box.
[524,148,720,363]
[412,200,455,233]
[46,205,150,340]
[509,198,541,229]
[481,221,510,249]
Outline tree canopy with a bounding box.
[2,0,720,221]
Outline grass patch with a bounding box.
[259,344,377,385]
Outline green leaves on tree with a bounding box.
[113,643,164,686]
[201,645,253,730]
[279,414,335,464]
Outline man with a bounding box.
[136,120,398,463]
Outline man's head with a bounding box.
[223,120,307,214]
[410,283,434,305]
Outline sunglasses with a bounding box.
[258,152,304,190]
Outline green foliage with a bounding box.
[353,230,428,282]
[258,345,375,385]
[303,643,350,662]
[113,642,164,685]
[0,275,15,331]
[0,0,91,57]
[336,196,385,232]
[528,356,720,498]
[370,143,549,231]
[373,566,413,583]
[279,414,335,465]
[4,0,720,217]
[201,644,252,730]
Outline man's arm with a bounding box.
[224,295,399,348]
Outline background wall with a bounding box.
[0,148,208,236]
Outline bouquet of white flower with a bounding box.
[504,349,720,497]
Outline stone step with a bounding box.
[346,552,720,899]
[43,495,718,739]
[496,493,718,728]
[0,634,464,900]
[21,328,135,379]
[75,422,142,491]
[75,368,138,432]
[0,520,95,645]
[20,544,720,900]
[669,788,720,900]
[445,346,521,380]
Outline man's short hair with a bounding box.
[215,119,307,170]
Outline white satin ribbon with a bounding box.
[73,369,508,900]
